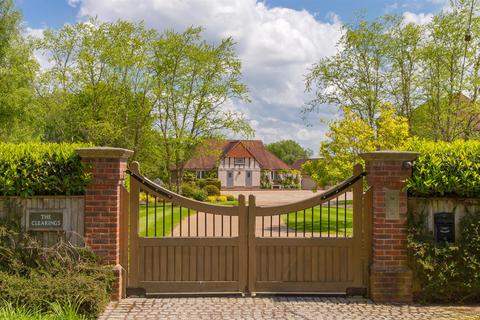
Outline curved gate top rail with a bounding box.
[127,162,241,216]
[256,167,366,215]
[125,161,372,296]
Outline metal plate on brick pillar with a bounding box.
[384,188,400,219]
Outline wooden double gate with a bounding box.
[125,162,372,295]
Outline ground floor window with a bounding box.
[196,170,206,179]
[270,170,280,181]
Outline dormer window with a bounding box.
[234,157,245,166]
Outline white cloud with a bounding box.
[72,0,343,152]
[402,11,433,25]
[67,0,81,8]
[25,27,44,39]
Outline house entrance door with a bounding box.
[245,171,252,187]
[227,171,234,188]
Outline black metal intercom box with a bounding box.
[434,212,455,243]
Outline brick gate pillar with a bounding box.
[76,147,133,301]
[360,151,418,303]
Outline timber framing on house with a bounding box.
[182,140,292,189]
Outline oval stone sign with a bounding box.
[28,212,63,231]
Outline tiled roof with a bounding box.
[183,140,290,170]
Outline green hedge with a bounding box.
[197,178,221,190]
[0,143,91,196]
[405,139,480,198]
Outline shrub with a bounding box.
[192,189,208,201]
[0,143,91,196]
[207,196,217,202]
[404,139,480,198]
[216,195,227,202]
[182,171,196,182]
[0,211,114,318]
[181,184,195,198]
[139,192,156,203]
[260,170,272,189]
[0,270,112,317]
[204,185,220,196]
[225,194,235,201]
[408,210,480,302]
[197,178,221,190]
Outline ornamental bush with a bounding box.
[404,139,480,198]
[197,178,221,190]
[181,184,195,198]
[216,195,227,202]
[192,189,208,201]
[0,143,91,196]
[204,184,220,196]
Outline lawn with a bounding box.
[138,200,238,237]
[281,205,353,236]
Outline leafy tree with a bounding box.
[35,19,164,178]
[304,17,389,129]
[309,105,409,185]
[0,0,39,141]
[36,19,156,152]
[384,16,423,125]
[305,1,480,141]
[149,27,252,189]
[266,139,312,165]
[417,2,480,141]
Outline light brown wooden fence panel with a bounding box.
[0,196,85,246]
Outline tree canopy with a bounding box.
[0,0,39,141]
[266,140,312,165]
[304,0,480,184]
[0,8,252,184]
[305,0,480,142]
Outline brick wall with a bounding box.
[76,147,133,300]
[361,151,418,303]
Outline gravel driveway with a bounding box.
[221,190,352,206]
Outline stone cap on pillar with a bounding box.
[76,147,134,159]
[360,150,419,162]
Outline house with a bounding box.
[183,140,291,189]
[292,158,322,190]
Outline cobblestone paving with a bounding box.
[99,296,480,320]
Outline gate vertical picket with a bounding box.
[238,195,248,294]
[129,162,140,288]
[248,195,256,296]
[352,163,364,288]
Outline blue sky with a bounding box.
[16,0,443,29]
[15,0,445,28]
[15,0,445,152]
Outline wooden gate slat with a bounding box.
[311,246,318,282]
[182,246,189,281]
[304,246,312,282]
[219,246,226,281]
